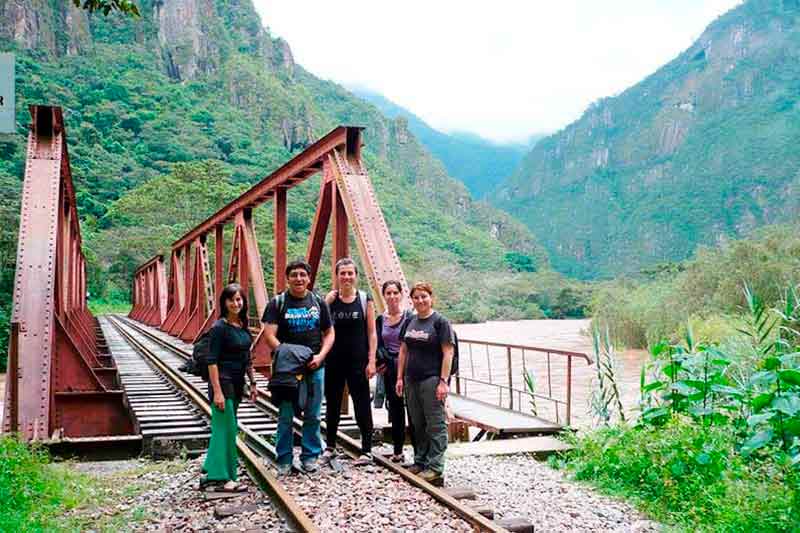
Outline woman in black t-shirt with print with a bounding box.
[396,281,455,486]
[323,258,378,465]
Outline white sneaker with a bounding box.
[302,459,319,473]
[275,463,291,476]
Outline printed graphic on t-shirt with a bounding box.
[405,328,430,341]
[334,309,360,321]
[285,306,320,333]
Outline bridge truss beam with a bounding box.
[3,106,133,441]
[131,125,410,378]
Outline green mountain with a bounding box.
[493,0,800,279]
[350,87,538,198]
[0,0,581,352]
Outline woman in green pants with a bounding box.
[201,283,258,492]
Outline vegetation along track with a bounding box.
[107,315,505,532]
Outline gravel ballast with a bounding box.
[444,454,660,533]
[70,456,286,532]
[281,454,473,533]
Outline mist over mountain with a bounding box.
[350,87,543,198]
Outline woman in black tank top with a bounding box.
[323,258,377,465]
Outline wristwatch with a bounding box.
[439,377,448,385]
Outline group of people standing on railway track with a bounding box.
[198,257,456,491]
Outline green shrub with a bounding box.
[592,224,800,348]
[561,421,800,532]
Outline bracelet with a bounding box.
[439,377,448,384]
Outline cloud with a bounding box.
[254,0,741,142]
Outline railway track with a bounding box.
[106,314,507,532]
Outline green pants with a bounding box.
[202,398,239,481]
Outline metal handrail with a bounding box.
[458,338,593,363]
[455,337,592,427]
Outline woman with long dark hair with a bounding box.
[201,283,258,492]
[376,280,412,463]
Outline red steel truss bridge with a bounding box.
[2,105,588,451]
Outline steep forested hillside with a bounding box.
[351,87,535,199]
[494,0,800,279]
[0,0,586,366]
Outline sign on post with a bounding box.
[0,53,15,134]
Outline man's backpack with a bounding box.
[276,290,325,316]
[191,329,212,381]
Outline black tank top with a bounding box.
[329,293,370,370]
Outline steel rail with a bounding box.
[106,316,318,533]
[116,315,508,533]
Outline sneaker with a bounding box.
[406,463,424,474]
[275,463,291,476]
[353,453,373,466]
[321,447,337,462]
[419,469,444,486]
[302,459,319,473]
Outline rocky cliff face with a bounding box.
[1,0,90,55]
[0,0,294,79]
[494,0,800,278]
[155,0,215,80]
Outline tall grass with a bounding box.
[0,435,92,531]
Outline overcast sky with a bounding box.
[253,1,742,143]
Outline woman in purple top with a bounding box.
[376,280,412,462]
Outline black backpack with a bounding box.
[450,329,460,378]
[190,329,212,381]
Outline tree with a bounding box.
[72,0,140,17]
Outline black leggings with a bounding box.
[325,364,373,453]
[383,367,407,455]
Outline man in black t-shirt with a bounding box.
[263,259,334,474]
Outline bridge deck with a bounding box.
[447,393,562,440]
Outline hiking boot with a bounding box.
[419,469,444,486]
[275,463,291,477]
[353,453,373,466]
[406,463,424,474]
[302,459,319,473]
